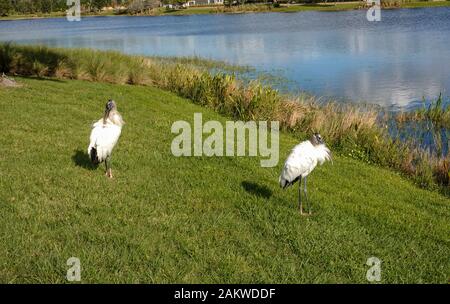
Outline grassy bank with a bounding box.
[384,0,450,8]
[0,10,115,21]
[0,77,449,283]
[164,1,450,16]
[0,43,449,191]
[2,1,450,20]
[162,2,363,16]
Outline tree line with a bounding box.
[0,0,130,16]
[0,0,353,16]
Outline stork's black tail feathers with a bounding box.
[90,147,99,165]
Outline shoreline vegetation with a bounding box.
[0,43,449,193]
[1,1,450,21]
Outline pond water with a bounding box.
[1,7,450,108]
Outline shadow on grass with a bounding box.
[72,149,97,170]
[241,181,272,199]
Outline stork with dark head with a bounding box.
[87,99,124,178]
[279,133,332,215]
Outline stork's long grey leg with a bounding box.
[298,176,303,215]
[105,155,112,178]
[304,177,311,215]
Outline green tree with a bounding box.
[91,0,110,10]
[0,0,12,16]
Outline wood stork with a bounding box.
[87,100,124,178]
[279,133,332,215]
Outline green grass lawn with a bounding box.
[401,1,450,9]
[165,1,450,15]
[162,3,362,16]
[272,2,362,13]
[0,77,449,283]
[0,10,117,21]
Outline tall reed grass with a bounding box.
[0,43,448,191]
[395,94,450,128]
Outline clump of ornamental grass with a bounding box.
[153,55,252,74]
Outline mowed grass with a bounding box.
[0,77,449,283]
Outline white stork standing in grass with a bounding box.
[279,133,332,215]
[87,100,124,178]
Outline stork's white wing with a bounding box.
[87,120,122,163]
[279,141,317,188]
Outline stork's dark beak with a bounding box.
[104,105,111,116]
